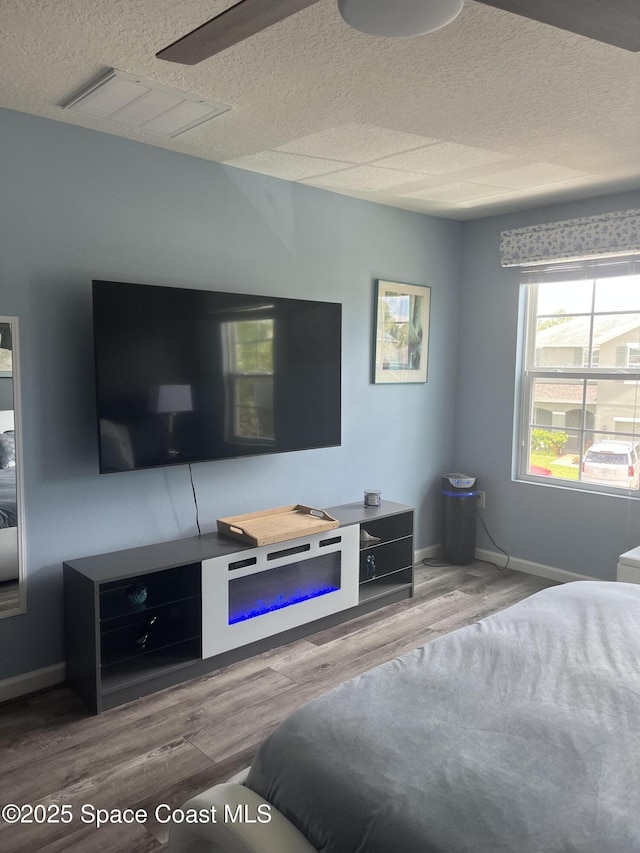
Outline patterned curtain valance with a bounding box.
[500,208,640,268]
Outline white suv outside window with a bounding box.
[582,440,640,490]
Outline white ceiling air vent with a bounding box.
[62,69,231,137]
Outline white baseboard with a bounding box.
[414,544,441,563]
[474,548,596,584]
[416,544,595,584]
[0,663,66,704]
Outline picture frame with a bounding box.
[372,280,431,384]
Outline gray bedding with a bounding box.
[0,467,16,529]
[246,581,640,853]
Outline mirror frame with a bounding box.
[0,316,26,618]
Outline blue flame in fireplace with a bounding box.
[229,584,340,624]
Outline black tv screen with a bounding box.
[92,280,342,472]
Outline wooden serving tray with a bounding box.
[217,504,339,547]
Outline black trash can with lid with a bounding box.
[441,473,478,566]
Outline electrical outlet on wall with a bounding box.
[476,490,486,509]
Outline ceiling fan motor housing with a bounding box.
[337,0,465,38]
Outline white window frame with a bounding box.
[517,256,640,496]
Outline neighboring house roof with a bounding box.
[535,383,598,404]
[536,314,640,347]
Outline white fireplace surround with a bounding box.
[201,525,360,657]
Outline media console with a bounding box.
[63,500,414,713]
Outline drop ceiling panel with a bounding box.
[305,164,427,191]
[224,149,353,180]
[471,162,591,189]
[276,123,440,163]
[373,142,512,175]
[401,181,512,202]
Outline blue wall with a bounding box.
[0,109,462,680]
[457,189,640,580]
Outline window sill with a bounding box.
[513,474,640,500]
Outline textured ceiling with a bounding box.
[1,0,639,219]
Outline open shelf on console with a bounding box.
[358,567,413,604]
[100,563,200,623]
[101,638,202,695]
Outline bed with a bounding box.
[168,581,640,853]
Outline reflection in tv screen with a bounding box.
[92,280,342,472]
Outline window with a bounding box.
[624,344,640,368]
[518,257,640,494]
[224,318,275,442]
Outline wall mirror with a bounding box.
[0,317,26,617]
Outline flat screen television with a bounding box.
[92,280,342,472]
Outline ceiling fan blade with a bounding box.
[157,0,321,64]
[475,0,640,51]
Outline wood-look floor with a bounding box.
[0,581,19,616]
[0,563,556,853]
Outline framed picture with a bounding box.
[372,280,431,384]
